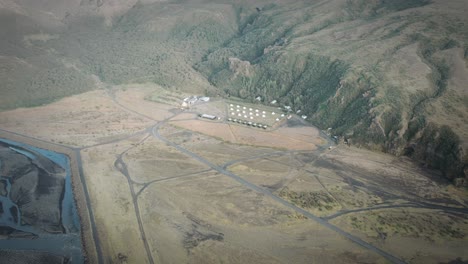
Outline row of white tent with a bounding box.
[229,103,306,120]
[227,118,268,129]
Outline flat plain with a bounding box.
[0,84,467,264]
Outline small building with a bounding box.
[200,114,217,120]
[184,96,198,105]
[270,100,277,104]
[181,101,189,108]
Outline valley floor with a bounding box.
[0,83,467,264]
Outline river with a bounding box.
[0,138,83,263]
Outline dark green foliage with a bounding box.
[440,39,459,50]
[345,0,431,19]
[433,60,450,96]
[0,56,95,110]
[323,90,373,135]
[405,116,426,140]
[442,257,468,264]
[279,188,336,210]
[377,0,431,12]
[412,124,464,179]
[381,20,412,40]
[207,52,348,122]
[382,111,402,137]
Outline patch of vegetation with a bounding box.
[442,258,468,264]
[349,210,465,240]
[145,89,186,107]
[288,212,308,220]
[0,57,96,110]
[279,187,339,211]
[380,20,413,40]
[216,53,348,111]
[345,0,431,19]
[410,123,464,180]
[405,115,426,141]
[183,229,224,250]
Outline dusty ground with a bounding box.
[1,84,467,264]
[81,136,151,263]
[169,120,320,150]
[0,89,154,147]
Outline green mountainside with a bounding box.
[0,0,467,181]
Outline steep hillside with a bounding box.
[196,0,468,181]
[0,0,467,181]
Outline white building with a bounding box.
[200,114,216,120]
